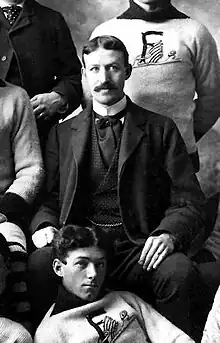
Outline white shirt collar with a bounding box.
[0,0,24,7]
[93,96,127,117]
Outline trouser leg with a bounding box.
[191,260,220,341]
[27,246,59,328]
[147,253,198,336]
[109,250,198,338]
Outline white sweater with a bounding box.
[202,286,220,343]
[34,291,194,343]
[91,18,220,154]
[0,317,32,343]
[0,82,44,202]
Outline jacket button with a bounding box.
[1,56,7,62]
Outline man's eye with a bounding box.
[110,65,119,71]
[90,67,99,72]
[76,261,87,268]
[96,262,105,269]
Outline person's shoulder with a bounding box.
[106,290,150,312]
[52,107,88,142]
[94,18,118,29]
[57,107,87,130]
[91,18,122,38]
[175,17,213,40]
[0,81,30,104]
[128,100,174,128]
[0,317,32,343]
[33,1,65,20]
[105,290,140,304]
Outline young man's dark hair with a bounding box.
[52,225,113,264]
[82,35,129,67]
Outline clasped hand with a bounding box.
[31,91,66,120]
[32,226,58,248]
[138,233,175,271]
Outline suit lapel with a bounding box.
[118,101,146,178]
[0,10,10,29]
[9,0,35,33]
[60,105,92,225]
[70,104,92,165]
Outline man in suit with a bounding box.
[0,0,82,145]
[28,35,205,337]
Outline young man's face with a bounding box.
[53,246,106,302]
[83,48,131,106]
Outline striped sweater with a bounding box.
[0,317,32,342]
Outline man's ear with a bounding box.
[53,258,64,278]
[125,64,132,80]
[81,67,86,78]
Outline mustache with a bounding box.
[94,82,117,92]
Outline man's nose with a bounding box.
[87,263,97,278]
[99,68,109,82]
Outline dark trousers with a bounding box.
[28,246,199,338]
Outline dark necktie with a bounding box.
[2,5,21,25]
[95,110,125,167]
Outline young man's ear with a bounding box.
[81,67,86,78]
[53,259,64,278]
[125,64,132,80]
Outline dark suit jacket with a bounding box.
[30,100,206,253]
[0,0,82,116]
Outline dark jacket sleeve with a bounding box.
[152,117,206,253]
[30,126,60,234]
[51,13,82,116]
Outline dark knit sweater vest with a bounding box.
[87,115,122,226]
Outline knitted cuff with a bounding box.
[0,193,29,228]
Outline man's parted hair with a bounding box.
[52,224,113,264]
[82,35,129,67]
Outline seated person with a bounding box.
[201,285,220,343]
[28,35,205,338]
[0,80,44,329]
[34,224,194,343]
[0,233,32,343]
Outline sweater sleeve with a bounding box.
[0,317,33,343]
[29,125,60,234]
[192,23,220,140]
[201,286,220,343]
[0,87,44,222]
[122,292,195,343]
[51,12,82,116]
